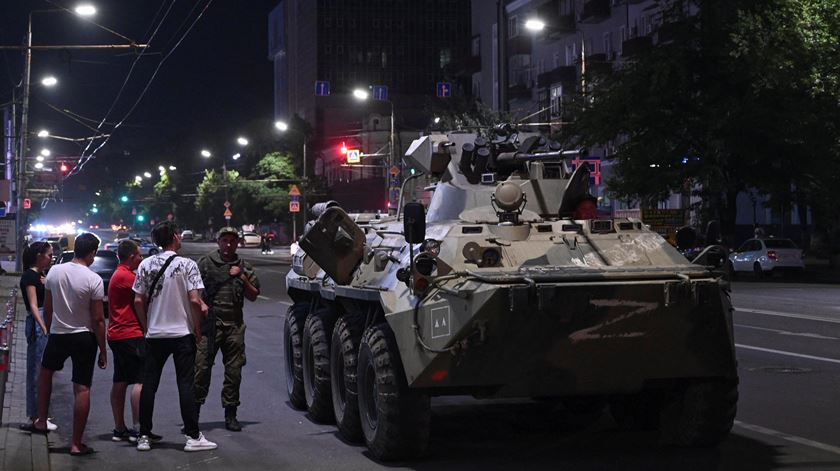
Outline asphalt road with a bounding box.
[39,248,840,470]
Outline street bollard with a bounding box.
[0,288,18,425]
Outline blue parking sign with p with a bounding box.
[315,80,330,96]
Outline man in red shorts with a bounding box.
[108,240,151,442]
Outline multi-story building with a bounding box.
[269,0,471,211]
[470,0,806,241]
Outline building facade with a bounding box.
[470,0,805,241]
[269,0,471,211]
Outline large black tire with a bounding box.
[330,315,365,443]
[610,389,665,431]
[660,378,738,447]
[302,307,338,423]
[283,303,308,410]
[753,262,764,279]
[357,323,430,461]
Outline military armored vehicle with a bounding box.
[284,125,738,461]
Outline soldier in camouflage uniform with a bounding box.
[194,227,260,431]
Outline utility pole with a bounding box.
[15,16,33,272]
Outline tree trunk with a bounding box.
[796,195,810,251]
[721,189,739,247]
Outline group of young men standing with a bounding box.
[30,222,260,455]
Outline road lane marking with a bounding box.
[734,324,839,340]
[258,295,272,301]
[735,344,840,365]
[734,420,840,457]
[735,308,840,325]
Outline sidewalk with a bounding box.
[0,274,50,471]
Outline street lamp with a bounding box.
[201,149,212,158]
[274,119,309,239]
[232,153,241,160]
[274,120,289,132]
[40,76,58,87]
[36,129,49,138]
[74,4,97,16]
[524,18,546,32]
[353,87,397,213]
[143,171,152,178]
[236,136,249,146]
[39,148,50,157]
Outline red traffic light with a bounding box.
[340,142,347,155]
[59,162,69,174]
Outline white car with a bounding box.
[239,232,261,248]
[181,230,194,240]
[728,238,804,276]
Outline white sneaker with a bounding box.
[46,419,58,431]
[136,435,151,451]
[184,432,217,452]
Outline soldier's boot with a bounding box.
[225,407,242,432]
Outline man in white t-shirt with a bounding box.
[132,221,217,452]
[34,233,106,457]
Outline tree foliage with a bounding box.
[568,0,840,245]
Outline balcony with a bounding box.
[584,53,613,75]
[621,36,653,57]
[507,34,532,56]
[537,66,576,88]
[508,83,532,101]
[580,0,610,23]
[534,1,576,39]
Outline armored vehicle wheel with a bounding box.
[302,307,338,423]
[660,378,738,446]
[610,390,665,431]
[358,323,430,461]
[283,303,308,410]
[330,315,365,443]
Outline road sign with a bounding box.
[23,198,31,209]
[372,85,388,101]
[315,80,330,96]
[289,200,300,213]
[223,200,231,208]
[436,81,452,98]
[288,185,301,196]
[224,208,233,219]
[346,149,361,164]
[390,165,400,176]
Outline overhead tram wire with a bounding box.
[70,0,215,178]
[75,0,179,163]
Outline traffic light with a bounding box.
[91,207,99,214]
[136,214,145,222]
[120,195,129,203]
[59,162,69,175]
[340,142,347,155]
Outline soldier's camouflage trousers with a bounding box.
[194,322,246,408]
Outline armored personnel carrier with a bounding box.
[284,126,738,460]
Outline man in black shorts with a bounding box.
[108,240,148,441]
[35,233,107,457]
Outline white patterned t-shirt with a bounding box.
[133,251,204,339]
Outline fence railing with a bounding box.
[0,288,19,425]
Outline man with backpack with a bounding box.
[194,227,260,431]
[132,221,217,452]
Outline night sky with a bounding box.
[1,0,278,218]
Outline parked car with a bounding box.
[55,250,119,314]
[239,232,261,248]
[181,229,194,240]
[728,238,804,277]
[103,237,161,256]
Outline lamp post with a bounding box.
[352,88,397,214]
[15,5,96,271]
[275,120,308,241]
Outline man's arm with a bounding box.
[188,289,208,343]
[133,293,148,335]
[43,289,53,333]
[91,299,107,369]
[239,272,259,302]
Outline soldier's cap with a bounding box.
[216,226,240,239]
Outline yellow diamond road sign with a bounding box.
[288,185,301,196]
